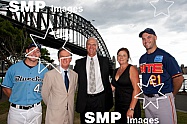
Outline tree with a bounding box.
[40,48,54,63]
[0,17,29,66]
[0,17,54,68]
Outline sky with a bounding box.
[3,0,187,67]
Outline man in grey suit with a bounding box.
[42,48,78,124]
[74,37,113,124]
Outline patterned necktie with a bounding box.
[89,58,96,93]
[64,71,69,91]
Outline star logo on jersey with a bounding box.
[20,108,42,124]
[27,25,73,74]
[134,76,167,109]
[150,0,174,17]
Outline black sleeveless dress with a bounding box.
[112,64,141,124]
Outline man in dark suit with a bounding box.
[74,37,113,124]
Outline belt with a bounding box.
[11,102,41,110]
[87,91,105,97]
[144,93,168,98]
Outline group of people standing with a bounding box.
[1,28,184,124]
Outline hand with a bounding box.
[126,109,134,118]
[111,84,115,92]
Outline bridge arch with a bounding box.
[0,0,114,66]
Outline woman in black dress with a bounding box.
[111,48,141,124]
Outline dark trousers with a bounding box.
[80,93,107,124]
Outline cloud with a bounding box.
[78,0,155,28]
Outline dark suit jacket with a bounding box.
[74,56,113,113]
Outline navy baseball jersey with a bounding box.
[1,60,48,105]
[139,48,182,94]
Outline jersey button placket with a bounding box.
[27,69,32,104]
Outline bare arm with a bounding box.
[127,66,140,118]
[172,75,184,96]
[2,87,12,98]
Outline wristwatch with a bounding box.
[129,108,134,111]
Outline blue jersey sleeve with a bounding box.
[1,66,14,88]
[165,56,182,77]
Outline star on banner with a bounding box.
[150,0,174,17]
[134,76,167,109]
[26,26,73,74]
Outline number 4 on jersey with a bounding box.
[34,84,41,93]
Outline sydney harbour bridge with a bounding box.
[0,0,115,67]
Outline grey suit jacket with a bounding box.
[42,67,78,124]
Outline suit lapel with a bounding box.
[98,56,104,77]
[98,56,105,87]
[83,57,87,76]
[84,57,88,86]
[68,69,75,92]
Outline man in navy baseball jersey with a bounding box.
[139,28,184,124]
[1,42,48,124]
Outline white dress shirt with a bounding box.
[59,66,69,80]
[86,55,104,94]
